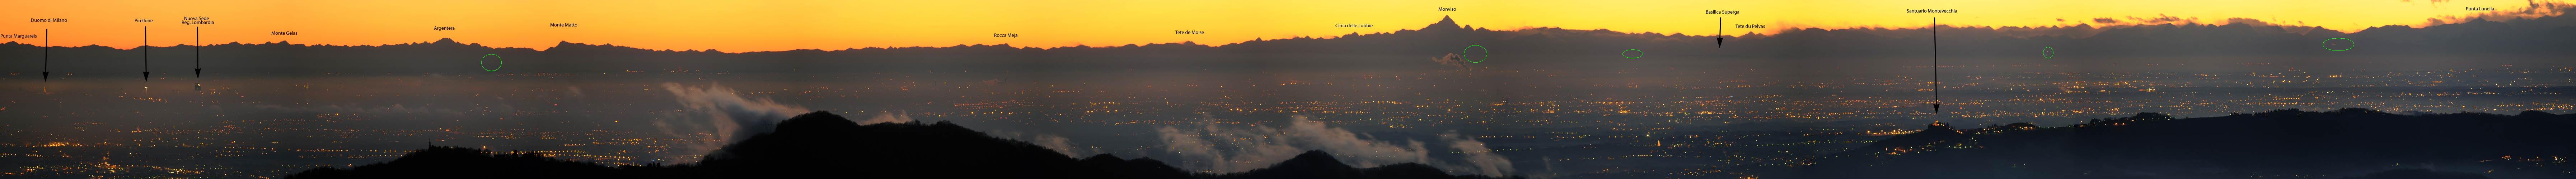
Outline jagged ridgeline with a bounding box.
[8,12,2574,76]
[1798,108,2576,179]
[283,111,1520,179]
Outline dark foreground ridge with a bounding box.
[285,111,1518,179]
[1802,108,2576,179]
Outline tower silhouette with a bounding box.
[142,26,150,81]
[40,29,47,81]
[1930,17,1943,113]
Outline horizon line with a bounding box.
[4,11,2565,53]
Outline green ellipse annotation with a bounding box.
[480,54,504,72]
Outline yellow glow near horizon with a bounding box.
[0,0,2558,52]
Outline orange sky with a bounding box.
[0,0,2559,52]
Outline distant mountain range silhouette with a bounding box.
[1797,108,2576,179]
[282,111,1519,179]
[9,5,2576,77]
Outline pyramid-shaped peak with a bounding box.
[1425,16,1462,30]
[1273,150,1352,169]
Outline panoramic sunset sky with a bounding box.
[1,0,2561,52]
